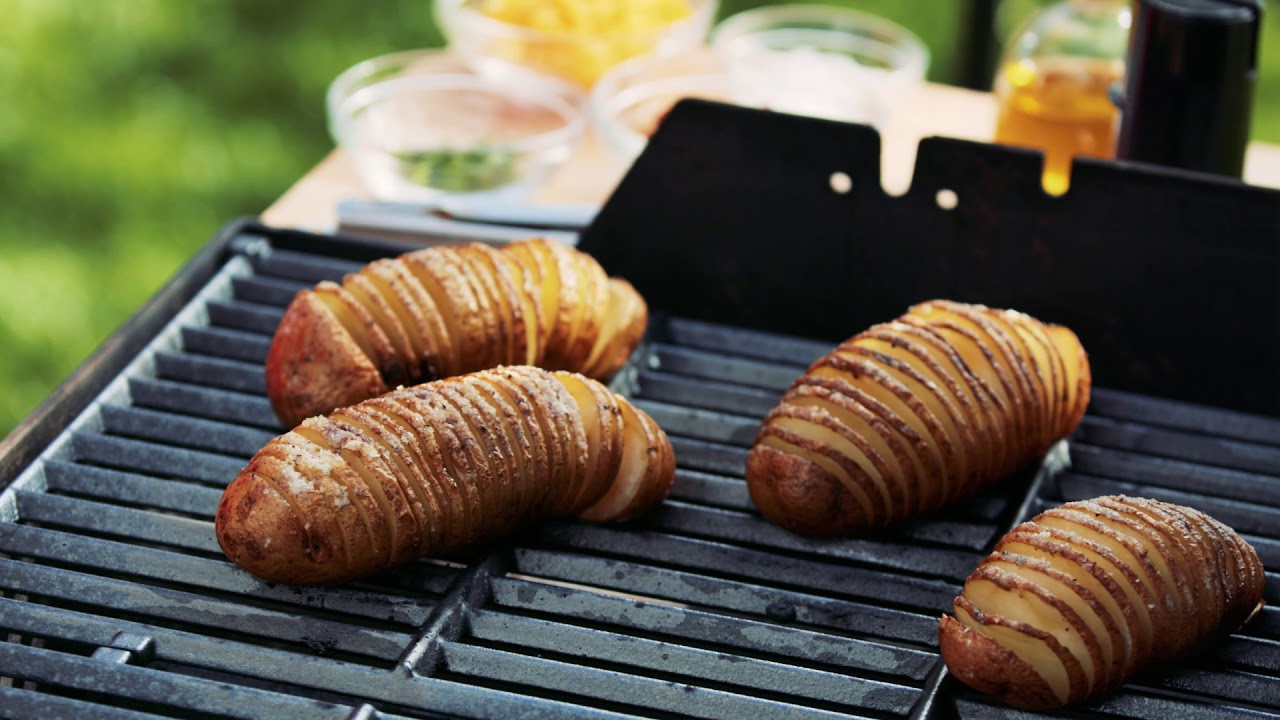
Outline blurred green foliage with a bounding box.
[1,0,1278,438]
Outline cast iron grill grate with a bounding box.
[0,226,1276,719]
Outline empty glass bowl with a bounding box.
[590,51,732,163]
[436,0,718,88]
[711,4,929,126]
[327,51,584,202]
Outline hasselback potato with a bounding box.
[266,238,648,427]
[746,300,1090,536]
[940,495,1265,709]
[216,366,675,585]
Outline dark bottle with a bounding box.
[1115,0,1263,179]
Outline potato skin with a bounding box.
[745,300,1089,535]
[217,366,674,585]
[265,290,388,429]
[264,239,648,428]
[939,495,1266,710]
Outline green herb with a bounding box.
[394,145,518,192]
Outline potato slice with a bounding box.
[577,399,675,523]
[910,302,1040,461]
[292,418,393,568]
[435,381,517,540]
[368,259,450,381]
[475,371,549,524]
[330,407,429,555]
[805,354,953,514]
[792,374,935,519]
[450,248,509,371]
[565,250,610,369]
[553,372,606,511]
[785,383,913,522]
[369,395,462,555]
[1046,324,1090,436]
[944,597,1076,708]
[941,496,1265,710]
[967,567,1101,696]
[522,365,591,516]
[497,367,570,517]
[357,399,448,554]
[854,328,990,488]
[748,427,877,536]
[974,305,1050,448]
[465,375,538,526]
[836,344,970,504]
[344,272,422,386]
[890,318,1011,488]
[532,239,585,370]
[982,557,1121,689]
[266,289,388,429]
[767,406,895,523]
[389,389,483,551]
[1003,311,1066,446]
[998,531,1141,679]
[502,240,556,360]
[583,278,648,380]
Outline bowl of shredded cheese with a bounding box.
[436,0,718,88]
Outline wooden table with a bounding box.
[263,81,1280,232]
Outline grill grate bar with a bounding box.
[466,610,921,714]
[669,469,753,511]
[665,437,748,476]
[15,491,220,554]
[513,547,940,647]
[1076,417,1280,477]
[154,351,266,395]
[1088,388,1280,447]
[663,318,829,367]
[0,524,440,625]
[0,558,414,660]
[489,577,936,680]
[0,597,626,720]
[633,400,759,447]
[650,345,800,392]
[526,526,962,613]
[954,694,1280,720]
[181,326,270,364]
[44,461,222,517]
[206,300,283,336]
[0,642,368,720]
[231,274,308,307]
[129,377,279,429]
[242,245,363,284]
[71,432,246,485]
[1156,667,1280,711]
[635,371,781,418]
[0,686,172,720]
[1219,637,1280,674]
[638,501,985,576]
[439,641,871,720]
[1069,444,1280,507]
[99,405,272,459]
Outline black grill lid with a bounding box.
[0,222,1276,718]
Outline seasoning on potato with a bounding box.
[746,300,1090,536]
[939,495,1266,710]
[216,366,675,586]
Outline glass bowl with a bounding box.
[711,4,929,125]
[436,0,718,88]
[590,52,732,164]
[327,51,584,203]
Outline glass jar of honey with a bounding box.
[993,0,1131,194]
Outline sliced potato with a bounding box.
[940,496,1266,710]
[748,301,1091,537]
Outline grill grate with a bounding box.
[0,226,1277,719]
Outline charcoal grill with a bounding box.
[3,102,1280,719]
